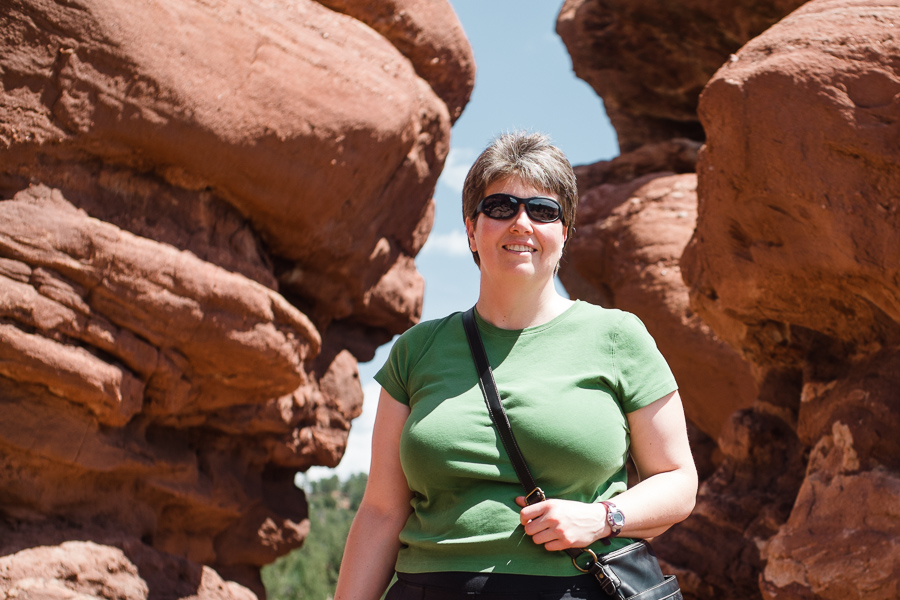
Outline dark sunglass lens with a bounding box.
[526,198,561,222]
[481,194,517,219]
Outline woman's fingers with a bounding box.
[518,499,605,549]
[517,497,548,525]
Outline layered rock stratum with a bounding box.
[0,0,473,597]
[559,0,899,598]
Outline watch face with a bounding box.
[604,502,625,532]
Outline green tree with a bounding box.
[262,473,368,600]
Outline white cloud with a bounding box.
[419,229,470,257]
[437,146,477,193]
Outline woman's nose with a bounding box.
[509,204,534,231]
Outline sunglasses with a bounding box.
[475,193,563,224]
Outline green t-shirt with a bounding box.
[374,300,677,576]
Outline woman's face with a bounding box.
[465,175,568,283]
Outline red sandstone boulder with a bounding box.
[1,0,475,339]
[760,350,900,600]
[0,529,262,600]
[315,0,474,122]
[683,0,900,364]
[0,0,472,595]
[556,0,807,152]
[0,186,318,421]
[677,1,900,598]
[0,542,152,600]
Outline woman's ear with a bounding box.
[465,217,477,252]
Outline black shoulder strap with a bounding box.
[461,307,604,568]
[461,307,545,505]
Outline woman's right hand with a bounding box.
[515,496,609,551]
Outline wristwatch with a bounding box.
[601,500,625,536]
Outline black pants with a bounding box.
[385,572,608,600]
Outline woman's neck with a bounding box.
[475,277,574,330]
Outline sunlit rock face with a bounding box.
[558,0,900,599]
[0,0,473,596]
[684,2,900,599]
[556,0,807,153]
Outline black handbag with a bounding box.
[461,308,683,600]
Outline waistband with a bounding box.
[396,571,599,594]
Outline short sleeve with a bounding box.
[613,312,678,413]
[374,318,444,406]
[374,333,413,406]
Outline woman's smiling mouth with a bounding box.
[504,244,536,253]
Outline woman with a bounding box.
[334,132,697,600]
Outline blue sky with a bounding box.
[304,0,619,482]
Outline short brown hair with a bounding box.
[462,132,577,266]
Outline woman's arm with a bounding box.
[610,389,698,539]
[334,389,413,600]
[517,390,697,550]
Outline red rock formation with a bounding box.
[315,0,474,123]
[557,0,807,152]
[0,0,473,596]
[0,531,258,600]
[682,2,900,598]
[559,0,900,598]
[763,351,900,600]
[684,0,900,365]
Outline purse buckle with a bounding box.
[572,548,622,596]
[524,487,546,505]
[571,548,598,573]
